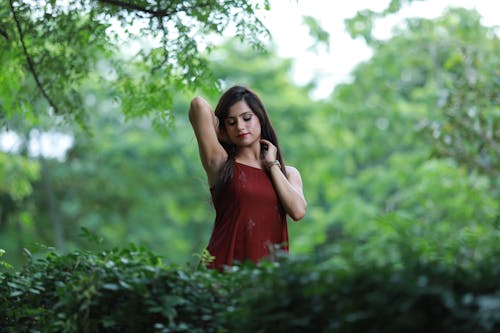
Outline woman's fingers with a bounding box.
[260,139,277,161]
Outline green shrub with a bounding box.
[0,245,232,333]
[227,254,500,333]
[1,242,499,333]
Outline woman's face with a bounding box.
[224,100,261,147]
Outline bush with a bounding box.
[227,254,500,333]
[0,245,232,333]
[1,242,499,333]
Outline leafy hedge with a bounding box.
[0,246,233,333]
[229,255,500,333]
[1,244,499,333]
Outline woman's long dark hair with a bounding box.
[214,85,287,189]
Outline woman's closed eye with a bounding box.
[226,113,253,126]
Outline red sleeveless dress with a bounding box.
[206,162,288,270]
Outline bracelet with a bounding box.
[266,160,281,170]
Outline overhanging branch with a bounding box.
[0,27,8,40]
[97,0,214,19]
[97,0,176,17]
[9,0,61,114]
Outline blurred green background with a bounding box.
[1,0,498,269]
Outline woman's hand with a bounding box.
[260,139,278,166]
[260,138,307,221]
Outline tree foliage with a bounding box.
[1,3,499,329]
[345,4,500,177]
[1,0,270,127]
[0,2,498,282]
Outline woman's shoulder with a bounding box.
[285,165,300,173]
[285,165,302,178]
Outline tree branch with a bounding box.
[97,0,177,17]
[9,0,61,114]
[445,111,500,156]
[0,27,8,40]
[97,0,215,19]
[435,145,499,177]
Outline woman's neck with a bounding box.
[235,145,262,167]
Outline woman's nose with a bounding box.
[236,119,245,129]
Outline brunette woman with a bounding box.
[189,85,306,270]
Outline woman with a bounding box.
[189,85,306,270]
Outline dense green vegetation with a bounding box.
[1,0,270,125]
[1,243,499,332]
[1,0,499,330]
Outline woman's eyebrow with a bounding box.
[227,111,252,119]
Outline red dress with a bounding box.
[206,162,288,270]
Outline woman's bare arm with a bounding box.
[269,164,307,221]
[188,96,228,187]
[260,139,306,221]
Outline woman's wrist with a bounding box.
[266,160,281,170]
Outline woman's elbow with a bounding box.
[289,202,307,221]
[189,97,201,119]
[191,96,210,111]
[189,96,208,120]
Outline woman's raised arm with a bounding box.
[188,96,228,187]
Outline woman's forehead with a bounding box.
[227,100,253,117]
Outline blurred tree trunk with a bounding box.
[40,157,64,250]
